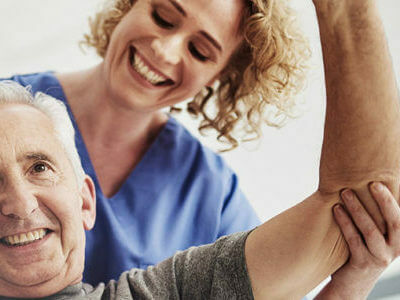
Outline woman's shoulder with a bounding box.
[2,71,67,103]
[159,116,233,177]
[3,71,56,87]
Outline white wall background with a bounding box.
[1,1,400,297]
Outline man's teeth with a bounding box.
[2,229,47,246]
[132,53,168,85]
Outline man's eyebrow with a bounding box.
[167,0,222,52]
[25,152,55,164]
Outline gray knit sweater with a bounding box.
[0,231,254,299]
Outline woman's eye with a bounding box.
[189,42,209,62]
[152,10,174,29]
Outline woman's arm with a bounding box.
[245,1,400,298]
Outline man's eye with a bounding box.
[152,10,174,29]
[32,163,48,173]
[188,42,209,62]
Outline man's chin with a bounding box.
[0,266,71,298]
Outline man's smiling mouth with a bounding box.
[0,228,50,247]
[129,46,174,86]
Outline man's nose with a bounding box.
[151,35,183,65]
[0,178,38,219]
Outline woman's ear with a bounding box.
[206,73,220,88]
[80,175,96,231]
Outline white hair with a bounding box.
[0,80,85,187]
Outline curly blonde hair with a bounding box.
[83,0,310,150]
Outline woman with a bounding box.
[4,0,309,285]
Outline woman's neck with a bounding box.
[55,64,169,197]
[55,64,168,148]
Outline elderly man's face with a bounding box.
[0,104,95,298]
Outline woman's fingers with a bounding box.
[333,203,368,264]
[354,187,386,234]
[341,190,387,258]
[369,182,400,251]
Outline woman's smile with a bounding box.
[129,46,175,87]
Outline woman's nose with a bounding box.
[0,178,38,219]
[151,35,183,65]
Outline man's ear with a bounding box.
[80,175,96,231]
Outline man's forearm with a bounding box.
[316,0,400,194]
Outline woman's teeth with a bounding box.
[131,52,168,85]
[1,229,47,246]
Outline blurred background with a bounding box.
[1,1,399,298]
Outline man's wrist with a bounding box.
[312,0,376,19]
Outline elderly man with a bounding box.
[0,82,397,299]
[0,0,400,299]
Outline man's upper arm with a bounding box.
[245,192,348,299]
[126,232,254,299]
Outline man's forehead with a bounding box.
[0,104,63,159]
[0,103,47,118]
[0,103,52,132]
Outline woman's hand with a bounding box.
[315,182,400,299]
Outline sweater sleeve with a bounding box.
[123,231,254,299]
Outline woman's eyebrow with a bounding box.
[167,0,223,52]
[200,31,222,52]
[168,0,186,17]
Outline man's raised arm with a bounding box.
[317,0,400,214]
[244,1,400,298]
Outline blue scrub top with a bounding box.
[5,72,260,286]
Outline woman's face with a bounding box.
[103,0,244,112]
